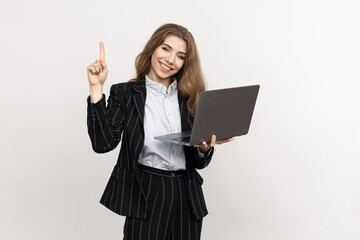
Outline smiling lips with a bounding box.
[159,62,173,72]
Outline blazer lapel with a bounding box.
[178,91,193,131]
[131,77,146,125]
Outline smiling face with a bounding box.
[148,35,187,87]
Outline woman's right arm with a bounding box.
[86,42,125,153]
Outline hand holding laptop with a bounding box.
[193,134,235,154]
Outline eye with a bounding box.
[162,47,169,52]
[178,55,185,60]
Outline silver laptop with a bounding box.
[154,85,260,146]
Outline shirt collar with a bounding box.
[145,75,177,96]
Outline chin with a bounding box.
[157,70,174,80]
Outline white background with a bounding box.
[1,0,359,239]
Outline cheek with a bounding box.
[176,61,185,71]
[153,49,164,59]
[150,55,159,68]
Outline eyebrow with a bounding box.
[163,43,186,55]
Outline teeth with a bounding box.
[161,63,171,70]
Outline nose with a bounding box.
[165,53,176,65]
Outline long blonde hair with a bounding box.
[130,23,207,116]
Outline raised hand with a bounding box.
[87,41,108,87]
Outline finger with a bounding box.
[193,142,207,148]
[193,140,206,148]
[210,135,216,147]
[96,59,103,72]
[193,143,203,147]
[89,66,96,74]
[93,62,101,72]
[100,41,105,61]
[93,63,99,73]
[99,58,107,70]
[87,65,93,74]
[216,138,234,144]
[219,137,234,142]
[93,65,99,74]
[223,137,234,142]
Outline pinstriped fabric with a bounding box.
[126,107,135,128]
[163,178,174,236]
[177,178,183,240]
[87,77,214,220]
[155,177,165,239]
[192,170,205,216]
[87,84,125,153]
[94,104,111,150]
[123,168,202,240]
[128,173,135,216]
[147,190,159,240]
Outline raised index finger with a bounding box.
[100,41,105,60]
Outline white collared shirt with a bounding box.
[137,75,186,171]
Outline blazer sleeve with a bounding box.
[186,146,215,169]
[87,84,125,153]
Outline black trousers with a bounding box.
[123,165,202,240]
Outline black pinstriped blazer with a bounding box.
[87,77,214,220]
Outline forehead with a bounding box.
[162,35,187,53]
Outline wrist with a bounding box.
[89,85,104,103]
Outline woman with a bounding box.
[86,23,233,240]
